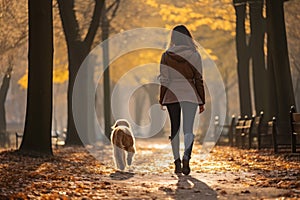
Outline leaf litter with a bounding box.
[0,139,299,199]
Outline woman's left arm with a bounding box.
[159,53,169,105]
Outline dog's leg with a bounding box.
[113,146,126,170]
[126,146,135,166]
[121,149,126,169]
[112,129,126,170]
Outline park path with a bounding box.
[95,138,299,200]
[0,137,299,199]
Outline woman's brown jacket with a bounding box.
[159,45,205,106]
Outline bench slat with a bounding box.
[291,107,300,153]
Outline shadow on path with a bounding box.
[109,171,135,180]
[173,174,217,200]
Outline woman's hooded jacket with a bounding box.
[159,45,205,105]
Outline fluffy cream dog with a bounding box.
[111,119,136,170]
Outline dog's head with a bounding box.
[111,119,131,129]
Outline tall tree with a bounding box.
[249,0,267,116]
[0,63,13,134]
[102,0,120,141]
[102,1,111,141]
[266,0,295,133]
[0,63,13,148]
[233,0,252,117]
[19,0,53,155]
[57,0,105,145]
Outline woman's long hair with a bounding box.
[169,25,197,50]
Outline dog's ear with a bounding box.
[120,119,130,129]
[124,120,131,129]
[111,121,118,129]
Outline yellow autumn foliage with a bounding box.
[110,49,163,83]
[18,40,69,89]
[205,49,218,61]
[18,67,69,89]
[17,73,28,89]
[143,0,244,63]
[144,0,250,35]
[53,68,68,84]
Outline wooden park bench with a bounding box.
[256,117,286,154]
[233,115,254,149]
[270,117,298,154]
[258,119,274,150]
[267,106,300,154]
[290,106,300,153]
[258,106,300,154]
[234,117,244,147]
[234,116,248,148]
[218,112,272,150]
[263,117,278,152]
[269,117,292,154]
[227,116,236,147]
[215,115,236,146]
[221,106,299,153]
[15,130,66,149]
[217,113,261,148]
[216,110,297,153]
[249,111,264,149]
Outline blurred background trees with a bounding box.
[0,58,13,148]
[0,0,299,150]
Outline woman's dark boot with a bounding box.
[174,159,182,174]
[182,159,190,175]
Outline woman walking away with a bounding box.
[159,25,205,175]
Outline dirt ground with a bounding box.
[0,138,299,199]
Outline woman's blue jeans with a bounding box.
[166,101,198,161]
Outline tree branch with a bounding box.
[108,0,120,23]
[106,0,118,13]
[57,0,81,44]
[84,0,105,48]
[0,30,27,55]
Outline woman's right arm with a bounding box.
[193,53,205,105]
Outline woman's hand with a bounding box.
[161,105,166,111]
[199,105,205,114]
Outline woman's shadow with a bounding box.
[173,174,217,200]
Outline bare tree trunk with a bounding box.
[0,65,12,147]
[0,65,12,133]
[249,0,267,117]
[57,0,104,145]
[19,0,53,155]
[234,1,252,117]
[265,49,277,121]
[102,2,112,141]
[266,0,295,135]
